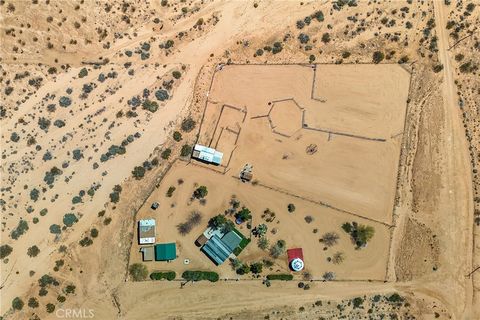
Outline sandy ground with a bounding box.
[0,0,478,319]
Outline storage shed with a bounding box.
[154,243,176,261]
[192,144,223,165]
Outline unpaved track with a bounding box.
[432,0,474,318]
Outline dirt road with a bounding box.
[432,0,474,318]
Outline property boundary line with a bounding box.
[230,176,392,228]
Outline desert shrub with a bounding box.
[79,237,93,247]
[129,263,148,281]
[166,186,176,197]
[173,131,182,141]
[27,245,40,257]
[332,251,345,264]
[459,61,478,73]
[321,232,339,247]
[142,99,159,113]
[387,293,404,304]
[433,64,444,73]
[10,132,20,142]
[193,186,208,199]
[322,271,335,281]
[296,20,305,29]
[298,33,310,44]
[287,203,296,213]
[30,188,40,201]
[182,270,219,282]
[398,55,409,64]
[57,295,66,303]
[258,236,269,250]
[321,33,331,43]
[180,144,192,157]
[155,89,169,102]
[104,217,112,225]
[266,274,293,281]
[12,297,24,311]
[372,51,384,64]
[28,297,39,308]
[11,220,29,240]
[352,297,364,308]
[181,117,196,132]
[59,96,72,107]
[0,244,13,259]
[150,271,176,281]
[49,224,61,234]
[454,53,464,61]
[46,303,55,313]
[270,239,286,258]
[172,71,181,79]
[72,196,82,204]
[250,262,263,274]
[304,215,314,223]
[110,191,120,203]
[38,274,59,287]
[54,119,65,128]
[161,148,172,159]
[177,211,202,235]
[132,166,146,179]
[63,213,78,227]
[313,10,324,22]
[255,48,264,56]
[64,284,76,294]
[78,68,88,78]
[272,41,283,54]
[90,228,99,238]
[38,117,51,132]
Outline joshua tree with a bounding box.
[321,232,339,247]
[322,271,335,281]
[332,251,345,264]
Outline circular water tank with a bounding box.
[290,258,304,272]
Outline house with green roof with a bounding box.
[201,230,243,265]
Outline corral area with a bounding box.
[130,64,410,280]
[199,64,410,224]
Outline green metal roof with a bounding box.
[154,243,176,261]
[201,235,231,265]
[221,231,242,251]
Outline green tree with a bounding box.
[173,131,182,141]
[235,207,252,221]
[193,185,208,199]
[28,297,39,308]
[180,144,192,157]
[12,297,24,311]
[0,244,13,259]
[209,215,227,229]
[132,166,146,179]
[250,262,263,274]
[372,51,385,64]
[27,245,40,257]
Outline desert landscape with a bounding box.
[1,0,479,319]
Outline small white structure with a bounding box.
[138,219,156,244]
[290,258,304,272]
[192,144,223,165]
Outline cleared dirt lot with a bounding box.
[131,162,390,280]
[198,64,410,223]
